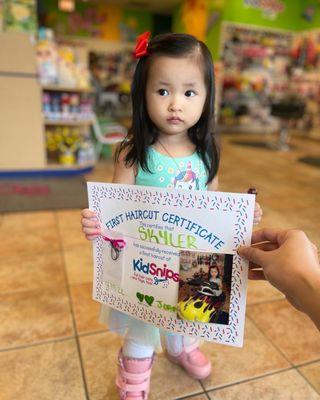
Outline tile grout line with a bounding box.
[247,315,320,395]
[246,313,295,366]
[295,366,320,395]
[173,389,208,400]
[199,379,211,399]
[203,366,294,395]
[0,335,76,353]
[54,211,90,400]
[294,358,320,368]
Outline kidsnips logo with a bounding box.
[133,258,179,282]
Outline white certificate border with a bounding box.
[88,182,253,347]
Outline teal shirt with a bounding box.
[135,147,208,190]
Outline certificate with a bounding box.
[88,182,255,347]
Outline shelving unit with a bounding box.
[42,85,96,172]
[44,119,93,126]
[219,22,293,132]
[0,32,46,172]
[42,85,93,93]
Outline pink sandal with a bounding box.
[116,349,155,400]
[166,340,211,380]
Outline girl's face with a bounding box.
[210,267,218,278]
[146,55,207,139]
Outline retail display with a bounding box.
[89,49,134,117]
[46,125,95,166]
[34,28,97,168]
[219,23,293,130]
[43,87,96,167]
[42,89,93,122]
[36,28,91,89]
[289,30,320,139]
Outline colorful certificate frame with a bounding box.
[88,182,255,347]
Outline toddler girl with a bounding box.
[81,32,262,400]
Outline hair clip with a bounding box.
[101,235,126,261]
[134,31,151,59]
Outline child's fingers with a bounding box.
[82,226,101,236]
[85,234,100,241]
[81,208,96,218]
[81,217,100,228]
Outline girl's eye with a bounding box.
[158,89,169,96]
[185,90,196,97]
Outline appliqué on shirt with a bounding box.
[173,161,200,190]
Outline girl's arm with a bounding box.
[81,148,135,240]
[112,148,136,185]
[207,176,218,191]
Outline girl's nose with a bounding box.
[169,97,182,112]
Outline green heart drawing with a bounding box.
[145,295,154,306]
[136,292,144,302]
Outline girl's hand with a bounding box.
[81,208,101,240]
[253,201,263,226]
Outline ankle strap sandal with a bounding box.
[116,350,155,400]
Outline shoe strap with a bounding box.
[118,368,152,381]
[116,376,149,393]
[117,350,154,396]
[118,351,155,380]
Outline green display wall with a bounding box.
[41,0,153,41]
[174,0,320,60]
[221,0,301,31]
[299,1,320,30]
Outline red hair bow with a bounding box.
[134,31,151,58]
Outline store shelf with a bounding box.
[47,161,95,169]
[42,85,93,93]
[0,163,94,177]
[44,118,93,126]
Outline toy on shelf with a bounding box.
[45,126,95,166]
[36,27,91,89]
[36,28,58,85]
[42,90,93,121]
[57,46,77,88]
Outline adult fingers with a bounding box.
[251,242,278,252]
[238,245,267,266]
[251,228,285,245]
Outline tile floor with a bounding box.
[1,134,319,399]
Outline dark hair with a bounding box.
[208,265,220,280]
[116,33,219,184]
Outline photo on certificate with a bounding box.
[178,251,233,325]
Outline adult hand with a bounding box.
[238,228,320,328]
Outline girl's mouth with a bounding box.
[167,117,183,124]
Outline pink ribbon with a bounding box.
[101,235,126,250]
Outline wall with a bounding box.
[41,0,153,42]
[299,1,320,31]
[174,0,320,60]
